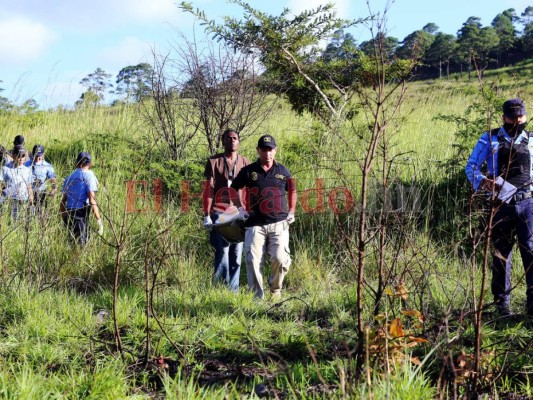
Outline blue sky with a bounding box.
[0,0,530,109]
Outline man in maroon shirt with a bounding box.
[203,129,250,292]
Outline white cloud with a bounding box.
[0,14,56,67]
[41,80,84,108]
[97,37,154,70]
[115,0,179,23]
[2,0,181,32]
[287,0,349,19]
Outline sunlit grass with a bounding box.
[0,62,531,397]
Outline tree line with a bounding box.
[326,6,532,79]
[0,5,531,112]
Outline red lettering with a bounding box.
[214,187,239,208]
[181,180,207,213]
[259,187,282,214]
[246,187,259,210]
[126,180,149,213]
[328,187,354,214]
[300,178,325,213]
[153,179,162,213]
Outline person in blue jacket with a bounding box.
[0,145,33,220]
[465,98,530,317]
[26,144,57,217]
[60,152,102,245]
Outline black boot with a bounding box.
[496,304,513,317]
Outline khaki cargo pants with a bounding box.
[244,221,291,299]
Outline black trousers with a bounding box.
[66,206,90,245]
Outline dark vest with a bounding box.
[497,129,533,189]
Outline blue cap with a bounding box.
[76,151,92,166]
[13,135,24,146]
[503,98,526,118]
[12,145,27,158]
[33,144,45,157]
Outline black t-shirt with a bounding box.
[231,160,293,226]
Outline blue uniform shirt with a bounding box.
[465,127,533,191]
[0,164,34,201]
[62,169,98,209]
[25,160,56,193]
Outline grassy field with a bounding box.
[0,61,532,399]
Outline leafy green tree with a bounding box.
[422,23,439,35]
[491,9,518,66]
[0,97,13,113]
[18,99,39,113]
[79,68,113,104]
[359,33,399,60]
[180,1,367,124]
[521,6,533,57]
[322,29,358,61]
[457,17,499,78]
[475,26,500,72]
[115,63,153,102]
[425,32,458,78]
[0,81,13,113]
[395,29,435,60]
[457,16,481,77]
[75,89,100,108]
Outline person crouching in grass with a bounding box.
[0,145,34,220]
[60,152,102,246]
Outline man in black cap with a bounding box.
[466,98,531,317]
[231,134,297,299]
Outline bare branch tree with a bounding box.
[175,34,276,153]
[142,51,201,160]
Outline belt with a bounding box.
[512,191,533,202]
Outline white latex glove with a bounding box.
[287,211,295,224]
[237,207,249,220]
[97,219,104,236]
[203,215,213,230]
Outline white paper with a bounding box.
[495,177,517,203]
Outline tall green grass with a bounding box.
[0,62,531,397]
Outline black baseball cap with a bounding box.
[257,134,277,149]
[13,135,24,146]
[503,98,526,118]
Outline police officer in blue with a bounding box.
[466,98,530,317]
[60,152,102,245]
[26,144,57,216]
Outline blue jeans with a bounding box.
[491,197,533,310]
[209,214,243,292]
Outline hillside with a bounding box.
[0,61,531,398]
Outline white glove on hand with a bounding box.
[203,215,213,230]
[287,211,295,224]
[97,219,104,236]
[237,207,249,221]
